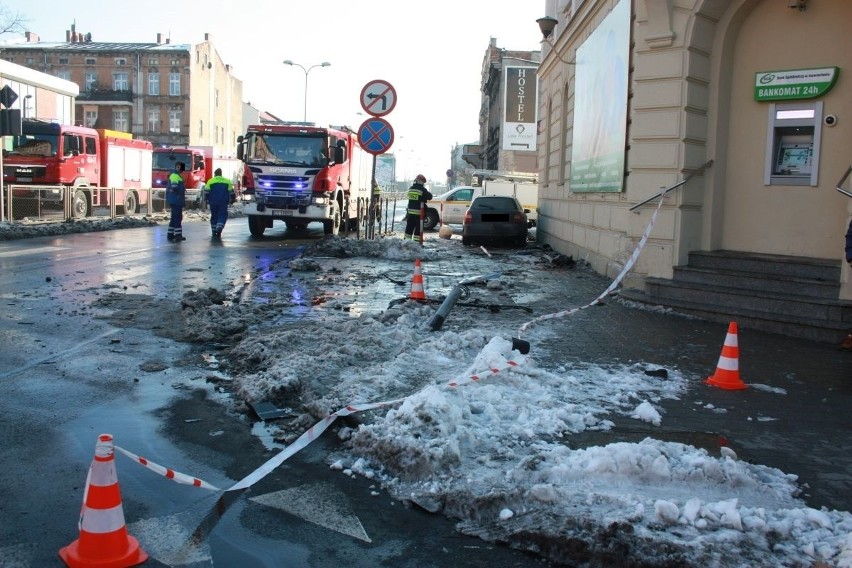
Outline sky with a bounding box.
[4,214,849,566]
[0,0,545,183]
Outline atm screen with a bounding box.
[776,144,811,174]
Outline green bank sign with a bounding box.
[754,67,838,102]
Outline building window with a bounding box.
[169,109,181,133]
[148,58,159,66]
[85,58,96,65]
[58,58,68,64]
[113,72,128,91]
[84,110,97,127]
[198,119,203,137]
[26,57,34,65]
[114,110,129,132]
[115,58,126,66]
[85,72,97,91]
[147,108,160,133]
[148,72,159,95]
[57,70,71,81]
[169,72,181,96]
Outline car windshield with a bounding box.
[471,197,519,210]
[245,134,327,167]
[7,134,58,157]
[152,152,188,170]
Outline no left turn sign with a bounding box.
[360,79,397,117]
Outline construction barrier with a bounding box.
[59,434,148,568]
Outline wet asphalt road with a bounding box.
[0,219,551,567]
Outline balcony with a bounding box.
[77,89,133,103]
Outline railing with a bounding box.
[3,185,167,223]
[835,165,852,199]
[629,159,714,212]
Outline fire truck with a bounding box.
[236,123,371,236]
[3,120,153,218]
[152,146,242,209]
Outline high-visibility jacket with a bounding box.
[204,175,234,207]
[166,171,186,207]
[406,182,432,215]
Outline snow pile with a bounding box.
[198,235,852,567]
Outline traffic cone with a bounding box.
[59,434,148,568]
[410,258,427,302]
[705,322,747,390]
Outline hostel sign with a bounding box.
[754,67,838,102]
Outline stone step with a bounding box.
[687,250,840,282]
[672,266,840,299]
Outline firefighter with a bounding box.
[372,180,382,229]
[404,174,432,241]
[166,162,186,241]
[204,168,235,238]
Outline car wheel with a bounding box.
[423,208,440,231]
[462,236,472,246]
[122,191,138,215]
[323,201,341,236]
[71,189,90,219]
[248,215,266,237]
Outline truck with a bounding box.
[152,146,242,209]
[236,123,371,236]
[423,172,538,230]
[3,120,153,218]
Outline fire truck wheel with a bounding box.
[423,209,440,231]
[71,189,90,219]
[323,202,341,236]
[122,191,138,215]
[248,215,266,237]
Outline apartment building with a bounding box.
[0,26,243,157]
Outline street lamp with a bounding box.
[282,60,331,122]
[535,16,576,65]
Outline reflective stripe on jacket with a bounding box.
[204,175,234,206]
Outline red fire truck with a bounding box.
[153,146,241,209]
[236,123,371,236]
[3,120,153,218]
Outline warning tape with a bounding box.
[115,445,221,491]
[113,356,525,493]
[517,193,666,336]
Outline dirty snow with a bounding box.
[4,216,851,567]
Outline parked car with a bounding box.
[462,195,529,247]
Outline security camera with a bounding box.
[824,114,838,127]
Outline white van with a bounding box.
[423,182,537,230]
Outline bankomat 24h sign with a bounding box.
[754,67,839,102]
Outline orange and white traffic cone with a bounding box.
[410,258,427,302]
[705,322,748,390]
[59,434,148,568]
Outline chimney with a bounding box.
[66,30,71,42]
[156,32,162,44]
[204,33,211,41]
[25,31,39,42]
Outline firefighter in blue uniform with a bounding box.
[166,162,186,241]
[404,174,432,240]
[204,168,235,238]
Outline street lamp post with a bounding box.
[282,60,331,122]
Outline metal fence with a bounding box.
[2,185,169,223]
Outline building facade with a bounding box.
[476,38,541,174]
[0,27,243,158]
[536,0,852,308]
[0,58,78,124]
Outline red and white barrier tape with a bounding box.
[113,356,524,492]
[116,445,221,490]
[517,193,666,335]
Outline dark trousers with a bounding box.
[209,202,228,233]
[404,213,421,240]
[168,206,184,237]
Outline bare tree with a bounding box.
[0,4,27,37]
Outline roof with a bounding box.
[1,41,190,52]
